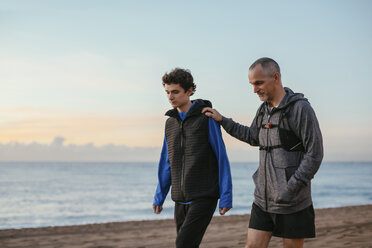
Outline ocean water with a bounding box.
[0,161,371,229]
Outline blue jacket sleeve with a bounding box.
[208,118,233,208]
[153,134,171,206]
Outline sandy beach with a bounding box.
[0,204,371,248]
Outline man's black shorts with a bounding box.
[249,203,315,239]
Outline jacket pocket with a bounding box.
[271,165,298,205]
[275,187,295,204]
[252,169,265,200]
[285,166,297,182]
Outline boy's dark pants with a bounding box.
[174,198,218,248]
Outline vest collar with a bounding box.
[165,102,203,120]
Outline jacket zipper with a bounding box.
[264,113,272,211]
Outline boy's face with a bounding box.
[164,83,192,109]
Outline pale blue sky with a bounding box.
[1,0,371,161]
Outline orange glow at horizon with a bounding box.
[0,107,165,146]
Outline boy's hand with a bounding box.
[202,107,223,122]
[219,207,231,215]
[152,205,163,214]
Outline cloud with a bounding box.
[0,135,261,162]
[51,136,65,147]
[0,134,370,162]
[0,137,161,162]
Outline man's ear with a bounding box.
[273,72,281,82]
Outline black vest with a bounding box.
[165,103,219,202]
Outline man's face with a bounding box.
[164,83,192,109]
[248,64,277,103]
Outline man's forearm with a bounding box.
[221,116,258,145]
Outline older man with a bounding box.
[203,57,323,248]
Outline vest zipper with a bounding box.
[180,120,186,199]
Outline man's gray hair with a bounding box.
[249,57,281,76]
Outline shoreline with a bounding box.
[1,204,370,231]
[1,204,371,247]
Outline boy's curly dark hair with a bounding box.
[162,68,196,96]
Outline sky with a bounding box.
[0,0,371,162]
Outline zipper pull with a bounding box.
[266,115,271,129]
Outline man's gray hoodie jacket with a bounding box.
[221,87,323,214]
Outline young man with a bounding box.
[203,58,323,248]
[152,68,232,248]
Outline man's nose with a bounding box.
[253,85,258,93]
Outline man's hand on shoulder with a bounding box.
[152,205,163,214]
[202,107,223,122]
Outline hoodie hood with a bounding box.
[275,87,308,110]
[165,99,212,118]
[191,99,212,109]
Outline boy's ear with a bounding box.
[186,88,193,96]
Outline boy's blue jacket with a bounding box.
[153,100,233,208]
